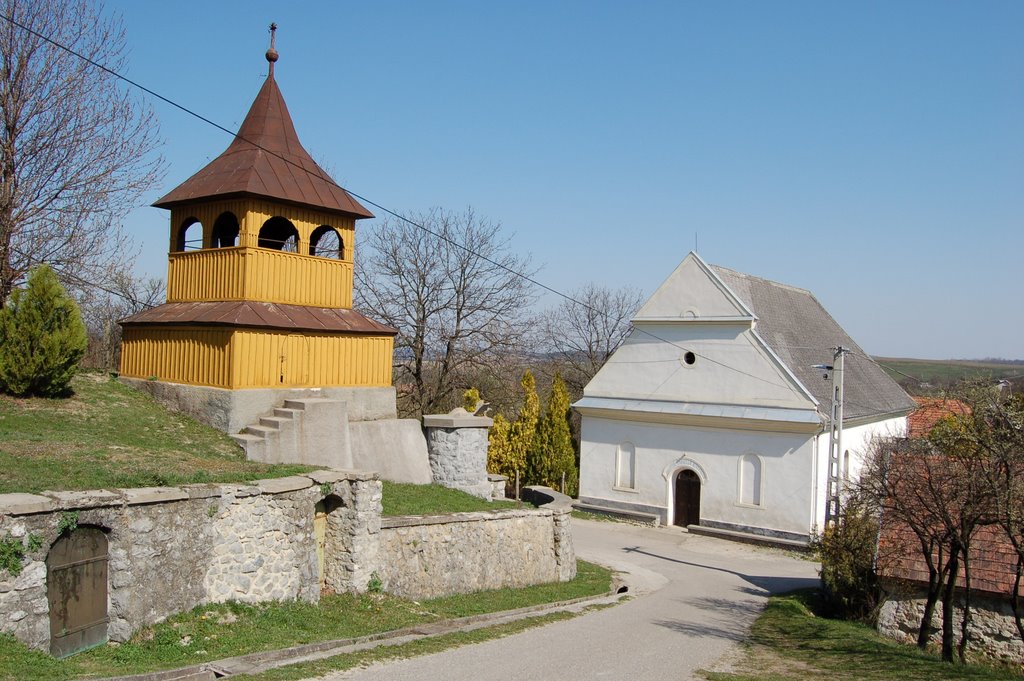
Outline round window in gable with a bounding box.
[683,351,696,366]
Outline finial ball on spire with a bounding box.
[266,22,279,64]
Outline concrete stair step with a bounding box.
[243,424,276,438]
[230,432,265,445]
[259,416,289,429]
[282,397,344,411]
[273,407,302,420]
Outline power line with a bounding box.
[0,12,801,394]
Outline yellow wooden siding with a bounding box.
[120,327,233,388]
[121,326,392,389]
[231,330,393,388]
[167,247,352,307]
[166,199,356,307]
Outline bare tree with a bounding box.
[931,387,1024,648]
[538,282,644,395]
[355,207,537,417]
[861,437,952,649]
[77,270,164,371]
[862,384,1011,663]
[0,0,163,306]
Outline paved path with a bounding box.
[321,519,820,681]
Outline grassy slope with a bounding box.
[702,590,1022,681]
[0,561,612,680]
[0,372,312,493]
[381,480,519,516]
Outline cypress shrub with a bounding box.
[528,374,578,495]
[0,265,87,397]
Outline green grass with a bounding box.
[381,480,519,516]
[701,590,1023,681]
[0,371,313,493]
[0,560,612,681]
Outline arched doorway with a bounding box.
[47,526,109,657]
[314,495,345,592]
[674,469,701,527]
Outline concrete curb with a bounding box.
[94,580,630,681]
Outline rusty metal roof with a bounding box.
[121,301,396,335]
[154,72,373,219]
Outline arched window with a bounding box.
[309,225,344,259]
[739,453,762,506]
[258,216,299,252]
[176,218,202,251]
[212,211,240,248]
[615,442,636,490]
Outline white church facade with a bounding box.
[574,253,916,544]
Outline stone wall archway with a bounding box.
[47,526,109,657]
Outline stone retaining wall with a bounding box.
[0,471,380,652]
[0,475,574,654]
[878,583,1024,663]
[378,507,576,600]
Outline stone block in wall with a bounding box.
[423,411,494,499]
[376,507,573,600]
[878,582,1024,663]
[0,471,383,654]
[488,474,508,501]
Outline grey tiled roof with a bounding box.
[712,266,917,421]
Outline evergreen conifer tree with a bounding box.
[0,264,87,397]
[487,371,539,481]
[527,374,578,495]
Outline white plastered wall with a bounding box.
[811,414,908,533]
[579,415,816,539]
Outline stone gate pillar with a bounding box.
[422,409,493,499]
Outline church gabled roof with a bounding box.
[154,54,372,219]
[710,264,918,421]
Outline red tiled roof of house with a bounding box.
[875,446,1017,598]
[908,396,971,438]
[878,521,1018,598]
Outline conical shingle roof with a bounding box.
[154,70,372,219]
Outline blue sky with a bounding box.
[106,1,1022,360]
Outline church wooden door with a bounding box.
[674,470,701,527]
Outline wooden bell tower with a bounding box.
[121,26,395,395]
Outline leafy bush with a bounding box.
[814,497,881,622]
[0,265,87,397]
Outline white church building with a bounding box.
[574,252,916,544]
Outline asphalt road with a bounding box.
[322,519,820,681]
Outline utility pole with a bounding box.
[823,346,849,525]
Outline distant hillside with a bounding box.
[873,357,1024,395]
